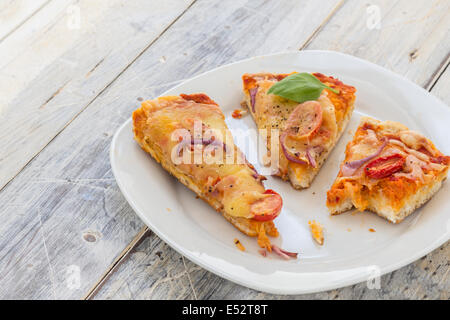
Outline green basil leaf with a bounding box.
[267,73,339,103]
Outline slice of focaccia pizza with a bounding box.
[327,117,450,223]
[242,72,356,189]
[132,93,283,250]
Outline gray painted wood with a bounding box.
[90,230,196,300]
[306,0,450,89]
[0,0,194,190]
[431,66,450,103]
[0,0,49,42]
[91,0,450,299]
[0,0,342,299]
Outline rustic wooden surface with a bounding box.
[0,0,448,300]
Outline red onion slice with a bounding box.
[280,132,308,165]
[192,138,227,152]
[341,139,387,177]
[175,139,191,157]
[252,173,267,182]
[271,244,298,260]
[306,148,317,168]
[249,87,258,112]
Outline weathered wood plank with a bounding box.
[0,0,342,299]
[0,0,49,42]
[91,0,450,299]
[305,0,450,89]
[0,0,74,72]
[430,64,450,103]
[0,0,194,190]
[88,230,196,300]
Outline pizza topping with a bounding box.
[284,101,323,140]
[388,139,447,172]
[389,139,429,162]
[250,189,283,221]
[394,154,425,182]
[180,93,218,105]
[306,148,316,168]
[399,130,435,156]
[174,137,191,157]
[175,135,228,159]
[267,72,339,103]
[430,155,450,166]
[249,87,258,112]
[341,139,387,177]
[271,244,298,260]
[205,176,221,194]
[364,154,405,179]
[251,173,267,183]
[280,132,308,165]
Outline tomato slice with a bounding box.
[251,189,283,221]
[364,154,405,179]
[285,101,323,140]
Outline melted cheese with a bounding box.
[139,96,267,219]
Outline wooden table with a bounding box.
[1,0,448,300]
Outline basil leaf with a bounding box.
[267,73,339,103]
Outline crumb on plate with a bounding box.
[234,238,245,251]
[232,109,247,119]
[308,220,324,245]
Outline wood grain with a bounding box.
[0,0,194,190]
[430,64,450,103]
[0,0,342,299]
[89,229,196,300]
[0,0,49,42]
[305,0,450,89]
[91,0,450,299]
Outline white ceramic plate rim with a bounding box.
[110,50,450,295]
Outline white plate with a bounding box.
[110,51,450,295]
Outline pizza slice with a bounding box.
[327,117,450,223]
[242,72,356,189]
[132,93,283,250]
